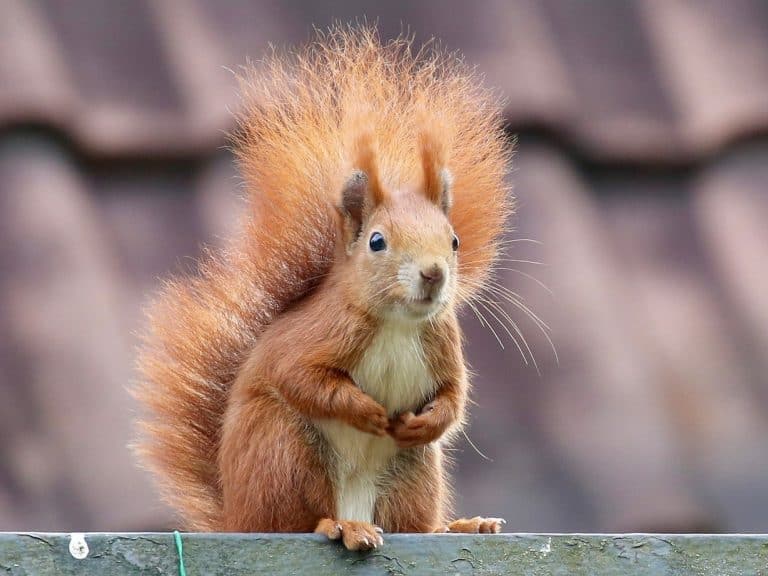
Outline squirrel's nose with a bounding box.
[420,265,445,288]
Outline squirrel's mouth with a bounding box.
[402,294,443,318]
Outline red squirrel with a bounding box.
[134,26,511,550]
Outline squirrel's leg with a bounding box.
[375,441,506,534]
[314,518,384,551]
[374,445,446,532]
[220,387,334,532]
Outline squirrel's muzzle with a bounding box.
[418,263,447,299]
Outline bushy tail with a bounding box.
[134,213,336,529]
[133,25,510,530]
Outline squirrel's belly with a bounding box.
[318,320,437,523]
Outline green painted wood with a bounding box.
[1,533,767,575]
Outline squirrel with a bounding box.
[134,26,511,551]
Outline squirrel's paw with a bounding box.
[346,399,389,437]
[444,516,506,534]
[387,406,446,448]
[315,518,384,551]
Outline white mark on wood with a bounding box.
[69,533,88,559]
[539,536,552,555]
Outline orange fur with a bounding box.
[133,25,511,536]
[418,123,447,207]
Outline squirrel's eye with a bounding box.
[369,232,387,252]
[452,234,460,252]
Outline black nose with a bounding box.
[420,266,444,286]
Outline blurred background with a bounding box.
[2,0,768,533]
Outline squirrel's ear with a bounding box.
[339,170,374,245]
[340,171,368,224]
[438,168,454,213]
[419,130,453,213]
[423,165,453,214]
[339,133,385,246]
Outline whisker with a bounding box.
[487,281,552,332]
[480,296,540,376]
[486,284,559,365]
[475,299,530,365]
[369,279,400,304]
[465,299,505,351]
[461,429,493,462]
[492,258,548,267]
[458,239,532,258]
[493,268,552,296]
[502,238,543,245]
[298,271,331,285]
[459,257,548,270]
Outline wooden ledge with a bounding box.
[1,533,766,575]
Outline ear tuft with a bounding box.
[419,129,453,213]
[353,132,384,205]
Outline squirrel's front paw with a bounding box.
[387,402,448,448]
[344,398,389,437]
[315,518,384,551]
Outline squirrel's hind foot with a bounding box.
[315,518,384,551]
[441,516,506,534]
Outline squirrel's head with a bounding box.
[337,134,458,321]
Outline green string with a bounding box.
[173,530,187,576]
